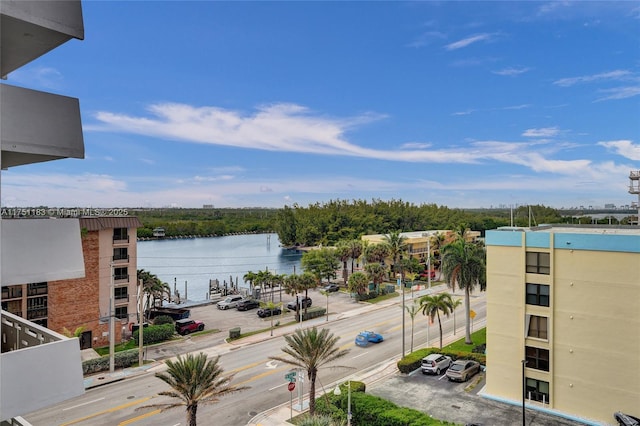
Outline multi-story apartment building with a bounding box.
[1,0,87,422]
[2,217,143,349]
[484,225,640,425]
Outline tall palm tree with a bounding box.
[144,352,247,426]
[243,271,257,293]
[440,238,486,344]
[419,293,454,349]
[335,241,351,286]
[260,300,282,336]
[346,239,363,274]
[405,302,420,353]
[138,269,171,315]
[269,327,349,416]
[450,297,463,335]
[383,230,407,278]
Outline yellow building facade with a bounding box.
[484,225,640,425]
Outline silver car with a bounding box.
[445,359,481,382]
[421,353,452,375]
[217,295,244,310]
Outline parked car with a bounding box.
[323,283,340,292]
[445,359,481,382]
[355,331,384,347]
[236,299,260,311]
[420,269,436,280]
[614,412,640,426]
[257,307,282,318]
[175,318,205,335]
[421,353,452,375]
[286,297,312,310]
[217,295,244,310]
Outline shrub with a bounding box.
[153,315,174,325]
[296,307,326,321]
[133,323,175,345]
[82,349,139,374]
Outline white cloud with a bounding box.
[553,70,632,87]
[8,66,64,90]
[594,86,640,101]
[492,67,530,76]
[522,127,560,138]
[598,140,640,160]
[444,33,493,50]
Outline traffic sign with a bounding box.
[470,309,476,319]
[284,371,297,382]
[288,382,296,392]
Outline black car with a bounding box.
[236,299,260,311]
[286,297,312,310]
[323,283,340,292]
[257,307,282,318]
[614,412,640,426]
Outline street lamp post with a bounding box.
[333,381,351,426]
[522,359,528,426]
[397,273,405,358]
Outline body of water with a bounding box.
[137,233,303,301]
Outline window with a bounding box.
[526,283,550,307]
[526,346,550,371]
[27,282,48,296]
[27,296,48,320]
[525,378,550,404]
[114,286,128,301]
[527,315,548,339]
[115,306,128,320]
[113,227,128,242]
[526,252,550,274]
[114,267,128,281]
[113,247,128,261]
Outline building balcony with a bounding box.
[112,255,130,264]
[114,274,129,284]
[112,235,130,245]
[1,310,84,421]
[114,295,129,304]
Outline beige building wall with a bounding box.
[485,226,640,425]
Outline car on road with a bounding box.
[286,297,312,310]
[614,412,640,426]
[217,295,244,310]
[257,307,282,318]
[236,299,260,311]
[421,353,452,375]
[355,331,384,347]
[445,359,481,382]
[175,318,205,335]
[322,283,340,292]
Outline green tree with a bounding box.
[347,271,369,296]
[419,293,454,349]
[144,352,247,426]
[346,239,363,274]
[440,238,486,344]
[450,297,463,336]
[243,271,257,292]
[269,327,349,416]
[138,269,171,316]
[301,248,340,285]
[405,302,420,353]
[260,300,282,336]
[335,241,351,286]
[365,262,387,293]
[383,230,407,277]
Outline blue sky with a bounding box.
[3,1,639,210]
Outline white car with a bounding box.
[217,295,244,310]
[421,353,452,375]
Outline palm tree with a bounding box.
[143,352,247,426]
[319,289,331,322]
[335,241,351,285]
[450,297,463,335]
[243,271,257,293]
[383,230,407,277]
[260,300,282,336]
[365,262,387,294]
[405,302,420,353]
[346,239,363,274]
[138,269,171,316]
[269,327,349,416]
[347,271,368,297]
[440,238,486,344]
[419,293,454,349]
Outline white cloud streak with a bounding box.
[553,70,633,87]
[598,140,640,160]
[522,127,560,138]
[444,33,493,50]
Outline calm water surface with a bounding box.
[137,233,302,301]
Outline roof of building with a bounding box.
[79,216,143,230]
[494,224,640,235]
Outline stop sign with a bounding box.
[287,382,296,392]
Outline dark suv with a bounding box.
[236,299,260,311]
[175,319,205,335]
[286,297,312,310]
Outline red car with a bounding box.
[175,319,205,335]
[420,270,436,280]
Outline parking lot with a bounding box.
[368,368,589,426]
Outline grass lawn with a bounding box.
[366,291,399,303]
[443,327,486,353]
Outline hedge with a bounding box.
[397,347,486,374]
[82,349,139,375]
[133,323,175,345]
[295,307,327,321]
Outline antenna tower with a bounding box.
[629,170,640,226]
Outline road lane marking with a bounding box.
[351,351,369,359]
[59,397,152,426]
[62,398,106,411]
[269,382,288,391]
[118,409,161,426]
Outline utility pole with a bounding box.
[109,262,115,373]
[138,278,144,367]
